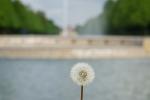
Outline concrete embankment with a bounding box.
[0,35,149,59]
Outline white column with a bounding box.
[62,0,69,37]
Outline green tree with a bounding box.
[0,0,60,34]
[105,0,150,35]
[76,15,106,35]
[76,0,150,35]
[0,0,20,30]
[13,0,60,34]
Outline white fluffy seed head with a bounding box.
[70,63,95,86]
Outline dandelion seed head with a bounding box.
[71,63,95,86]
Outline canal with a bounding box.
[0,58,150,100]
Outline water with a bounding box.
[0,58,150,100]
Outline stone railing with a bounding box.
[143,37,150,53]
[0,35,144,48]
[0,35,149,59]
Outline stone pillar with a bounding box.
[143,37,150,53]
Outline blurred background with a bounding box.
[0,0,150,35]
[0,0,150,100]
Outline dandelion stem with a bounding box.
[80,85,84,100]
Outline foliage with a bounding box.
[76,15,107,35]
[76,0,150,35]
[105,0,150,35]
[0,0,61,34]
[0,0,20,29]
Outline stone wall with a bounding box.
[0,35,143,48]
[144,37,150,53]
[0,35,149,59]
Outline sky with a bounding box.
[21,0,106,28]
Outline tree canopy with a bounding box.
[105,0,150,35]
[0,0,61,34]
[76,0,150,35]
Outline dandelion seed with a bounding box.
[70,63,95,100]
[71,63,95,86]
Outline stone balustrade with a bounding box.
[0,35,143,48]
[143,37,150,53]
[0,35,149,59]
